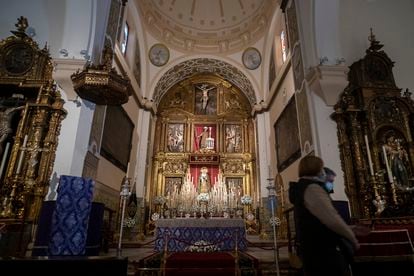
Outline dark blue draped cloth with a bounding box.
[48,175,95,255]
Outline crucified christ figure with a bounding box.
[197,84,215,113]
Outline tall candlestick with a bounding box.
[364,135,374,176]
[268,166,271,179]
[0,142,10,179]
[16,135,28,174]
[382,145,393,183]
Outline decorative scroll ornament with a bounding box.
[71,43,132,105]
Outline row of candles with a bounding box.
[162,170,249,214]
[364,134,393,183]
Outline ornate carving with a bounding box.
[333,31,414,219]
[71,42,133,105]
[150,73,256,232]
[164,161,186,175]
[153,58,256,106]
[222,160,245,174]
[0,18,66,224]
[0,17,53,86]
[371,97,403,126]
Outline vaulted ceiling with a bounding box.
[136,0,277,53]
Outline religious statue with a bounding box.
[198,167,211,194]
[372,195,386,216]
[198,126,209,150]
[197,126,214,152]
[383,134,411,188]
[0,104,24,157]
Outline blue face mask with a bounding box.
[317,171,326,183]
[325,181,334,193]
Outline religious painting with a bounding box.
[166,123,185,152]
[275,96,301,172]
[194,83,217,115]
[296,88,313,153]
[226,177,243,206]
[164,177,183,209]
[224,124,242,153]
[164,177,183,195]
[193,124,216,153]
[101,106,134,171]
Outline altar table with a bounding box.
[154,218,247,252]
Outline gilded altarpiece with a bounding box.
[332,34,414,219]
[0,18,66,254]
[149,75,257,232]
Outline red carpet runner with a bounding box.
[165,252,236,276]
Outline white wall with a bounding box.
[0,0,96,59]
[338,0,414,92]
[309,89,346,200]
[310,0,414,92]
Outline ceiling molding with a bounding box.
[136,0,276,54]
[153,58,257,107]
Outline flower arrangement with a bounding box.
[197,193,210,202]
[191,205,199,212]
[185,240,219,252]
[153,195,166,205]
[241,195,253,205]
[123,217,136,228]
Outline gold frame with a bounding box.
[0,17,66,224]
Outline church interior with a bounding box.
[0,0,413,275]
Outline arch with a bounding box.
[152,58,257,108]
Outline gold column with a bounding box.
[349,112,371,217]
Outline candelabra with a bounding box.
[117,176,131,257]
[266,177,280,276]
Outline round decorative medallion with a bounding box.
[3,43,34,75]
[149,43,169,66]
[242,47,261,70]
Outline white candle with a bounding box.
[382,145,393,183]
[0,142,10,179]
[364,135,374,176]
[16,135,28,174]
[126,162,130,177]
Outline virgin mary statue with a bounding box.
[198,167,211,194]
